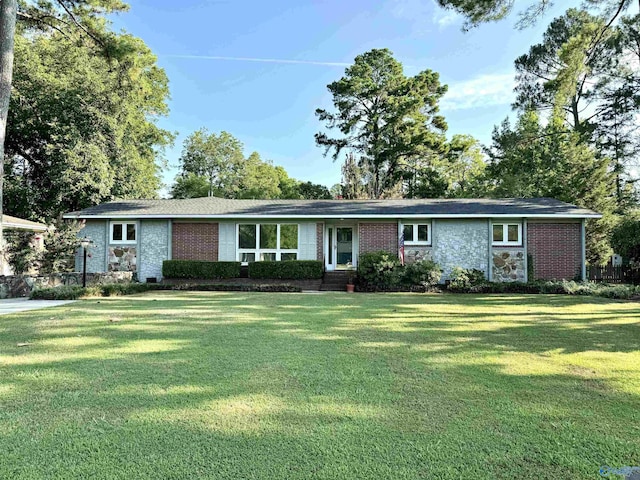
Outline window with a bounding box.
[237,223,299,263]
[110,222,137,244]
[492,223,522,246]
[402,222,431,245]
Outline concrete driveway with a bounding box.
[0,298,76,315]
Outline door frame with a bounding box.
[324,223,358,271]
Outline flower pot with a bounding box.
[346,284,355,293]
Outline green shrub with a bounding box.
[30,285,87,300]
[248,260,323,280]
[30,283,154,300]
[357,251,402,289]
[162,260,241,279]
[157,283,302,293]
[402,259,442,287]
[448,267,486,291]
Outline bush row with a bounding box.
[162,260,324,280]
[30,282,303,300]
[448,280,640,299]
[162,260,241,279]
[357,251,442,291]
[248,260,323,280]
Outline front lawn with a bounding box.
[0,292,639,479]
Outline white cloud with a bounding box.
[433,9,460,29]
[440,73,516,110]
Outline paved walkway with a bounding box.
[0,298,76,316]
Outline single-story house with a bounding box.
[63,197,600,283]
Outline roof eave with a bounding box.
[63,213,602,220]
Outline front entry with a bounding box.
[325,225,356,271]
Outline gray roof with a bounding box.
[3,214,48,231]
[64,197,601,219]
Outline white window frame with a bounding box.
[402,222,432,246]
[492,222,522,246]
[110,221,137,244]
[237,223,299,264]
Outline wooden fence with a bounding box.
[587,265,640,284]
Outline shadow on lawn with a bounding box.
[0,292,638,478]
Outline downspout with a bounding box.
[581,218,586,281]
[487,219,492,281]
[523,219,528,282]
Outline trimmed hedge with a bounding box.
[162,260,241,279]
[248,260,323,280]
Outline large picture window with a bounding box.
[237,223,299,263]
[492,223,522,246]
[110,222,137,244]
[402,222,431,245]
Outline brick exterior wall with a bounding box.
[316,223,324,262]
[172,223,219,261]
[359,223,398,256]
[527,223,581,280]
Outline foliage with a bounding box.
[172,131,331,200]
[486,111,616,264]
[5,22,172,220]
[160,283,302,293]
[316,48,448,199]
[445,279,640,299]
[3,230,40,274]
[610,213,640,261]
[248,260,324,280]
[448,267,486,291]
[357,251,441,290]
[39,220,84,274]
[162,260,241,279]
[357,251,403,289]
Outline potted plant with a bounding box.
[346,272,355,293]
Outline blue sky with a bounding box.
[111,0,579,195]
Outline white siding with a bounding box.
[298,223,317,260]
[218,222,236,261]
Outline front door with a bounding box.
[326,226,355,271]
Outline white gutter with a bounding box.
[63,213,602,220]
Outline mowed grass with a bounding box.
[0,292,639,479]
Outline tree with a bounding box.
[170,172,210,199]
[297,181,331,200]
[5,29,172,220]
[236,152,281,199]
[177,129,244,198]
[435,0,636,30]
[315,48,448,199]
[486,111,616,263]
[513,9,640,209]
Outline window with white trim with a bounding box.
[402,222,431,245]
[492,223,522,246]
[237,223,298,264]
[110,221,137,244]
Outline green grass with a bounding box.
[1,292,639,479]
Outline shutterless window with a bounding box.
[237,223,298,263]
[403,223,430,244]
[111,222,136,243]
[492,223,522,245]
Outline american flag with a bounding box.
[399,231,405,266]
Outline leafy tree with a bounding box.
[610,212,640,261]
[170,172,210,199]
[236,152,281,199]
[435,0,636,29]
[4,230,40,274]
[316,48,448,199]
[39,220,84,273]
[486,111,616,263]
[178,129,244,198]
[297,181,331,200]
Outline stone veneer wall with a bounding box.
[108,246,136,272]
[172,223,219,261]
[0,272,133,298]
[358,223,398,256]
[527,222,581,280]
[404,246,433,264]
[432,220,489,280]
[139,220,169,282]
[316,223,324,262]
[492,249,526,282]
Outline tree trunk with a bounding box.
[0,0,17,257]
